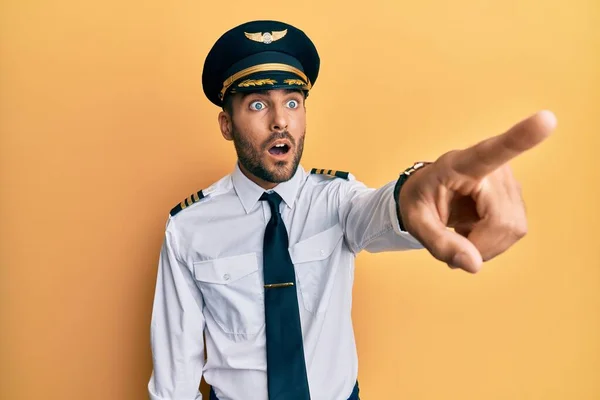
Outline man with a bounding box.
[148,20,556,400]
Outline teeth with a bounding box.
[275,144,285,147]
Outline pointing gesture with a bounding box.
[398,110,558,273]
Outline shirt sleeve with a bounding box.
[337,178,425,254]
[148,219,205,400]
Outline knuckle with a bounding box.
[437,150,460,171]
[440,149,460,161]
[491,216,527,239]
[514,222,528,238]
[505,218,528,238]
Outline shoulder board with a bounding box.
[310,168,350,180]
[170,190,205,217]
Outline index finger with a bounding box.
[452,110,557,179]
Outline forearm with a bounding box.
[338,179,424,253]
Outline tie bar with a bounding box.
[264,282,294,289]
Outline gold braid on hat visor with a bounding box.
[219,63,312,101]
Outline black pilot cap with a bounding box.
[202,20,320,107]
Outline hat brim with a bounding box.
[227,70,310,98]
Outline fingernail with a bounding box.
[451,252,469,270]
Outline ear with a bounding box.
[218,111,233,141]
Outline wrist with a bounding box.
[394,162,432,231]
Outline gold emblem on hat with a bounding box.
[238,78,277,87]
[283,79,306,86]
[244,29,288,44]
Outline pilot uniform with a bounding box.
[148,20,425,400]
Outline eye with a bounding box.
[249,101,266,111]
[286,99,299,109]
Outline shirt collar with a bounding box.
[231,162,306,214]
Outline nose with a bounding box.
[269,103,288,132]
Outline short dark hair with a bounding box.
[222,93,235,116]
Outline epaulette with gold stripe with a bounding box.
[170,190,205,217]
[310,168,350,180]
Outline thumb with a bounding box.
[408,205,483,273]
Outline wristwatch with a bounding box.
[393,161,432,231]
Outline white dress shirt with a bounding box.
[148,164,424,400]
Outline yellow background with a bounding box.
[1,0,599,399]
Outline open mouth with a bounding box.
[268,143,290,156]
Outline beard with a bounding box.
[231,123,305,184]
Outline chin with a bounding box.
[262,158,298,181]
[269,163,296,182]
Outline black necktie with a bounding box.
[260,192,311,400]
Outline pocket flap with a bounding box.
[193,253,259,284]
[290,224,343,264]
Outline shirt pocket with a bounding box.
[290,224,344,315]
[193,253,264,335]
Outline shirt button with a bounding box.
[223,274,231,281]
[320,250,325,256]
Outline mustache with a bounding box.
[262,131,296,149]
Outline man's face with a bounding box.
[219,89,306,188]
